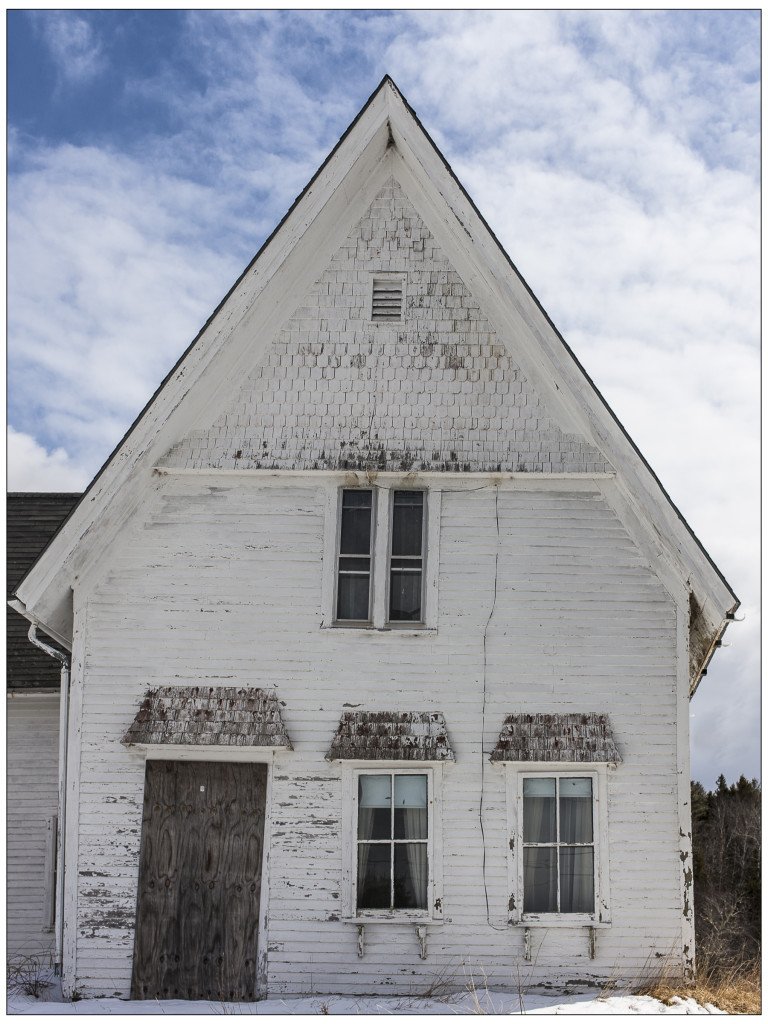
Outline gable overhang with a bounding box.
[13,76,738,682]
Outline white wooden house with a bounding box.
[10,77,738,1002]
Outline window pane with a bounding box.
[337,573,370,621]
[358,775,392,840]
[394,775,427,839]
[389,569,423,621]
[523,777,556,843]
[340,490,372,555]
[357,844,391,909]
[559,847,594,913]
[523,847,557,913]
[391,491,424,556]
[559,778,593,844]
[394,844,427,909]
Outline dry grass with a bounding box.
[638,958,761,1015]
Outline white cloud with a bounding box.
[31,12,104,84]
[8,427,89,492]
[8,142,244,478]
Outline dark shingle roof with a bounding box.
[7,493,81,690]
[326,711,454,761]
[122,685,292,748]
[490,713,622,763]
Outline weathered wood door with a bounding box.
[131,760,267,1001]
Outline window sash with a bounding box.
[521,774,597,917]
[335,489,374,622]
[387,490,426,623]
[355,770,431,913]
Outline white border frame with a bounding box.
[340,762,444,925]
[504,763,612,928]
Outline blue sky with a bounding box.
[7,11,760,787]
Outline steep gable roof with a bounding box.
[11,77,737,686]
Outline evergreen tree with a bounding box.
[690,775,761,970]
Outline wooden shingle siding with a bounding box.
[70,476,682,997]
[326,711,453,761]
[7,692,59,958]
[122,686,291,748]
[490,712,622,763]
[160,181,610,477]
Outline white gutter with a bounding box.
[27,623,70,976]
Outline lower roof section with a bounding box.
[327,710,454,761]
[122,685,292,749]
[490,712,622,764]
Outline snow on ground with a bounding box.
[8,988,724,1015]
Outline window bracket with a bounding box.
[357,924,365,958]
[524,926,532,962]
[416,925,428,960]
[588,926,597,960]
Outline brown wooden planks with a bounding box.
[131,760,266,1001]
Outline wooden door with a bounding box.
[131,760,267,1001]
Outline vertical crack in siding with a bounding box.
[478,482,507,932]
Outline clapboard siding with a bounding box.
[71,475,682,997]
[7,692,59,958]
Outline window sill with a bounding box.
[324,623,437,635]
[343,916,443,926]
[515,917,611,929]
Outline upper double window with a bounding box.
[335,488,426,626]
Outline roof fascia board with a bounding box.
[15,94,394,629]
[595,477,688,610]
[384,84,737,623]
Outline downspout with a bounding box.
[28,624,70,976]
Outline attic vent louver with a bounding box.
[371,276,404,321]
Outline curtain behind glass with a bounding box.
[357,775,391,909]
[523,847,557,912]
[394,775,427,909]
[559,778,594,912]
[559,847,594,912]
[559,778,592,843]
[523,777,556,843]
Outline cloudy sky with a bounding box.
[7,11,759,787]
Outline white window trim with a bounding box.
[384,487,428,629]
[340,762,444,925]
[505,763,612,928]
[322,482,440,631]
[333,487,377,626]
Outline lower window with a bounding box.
[523,776,595,914]
[357,772,428,911]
